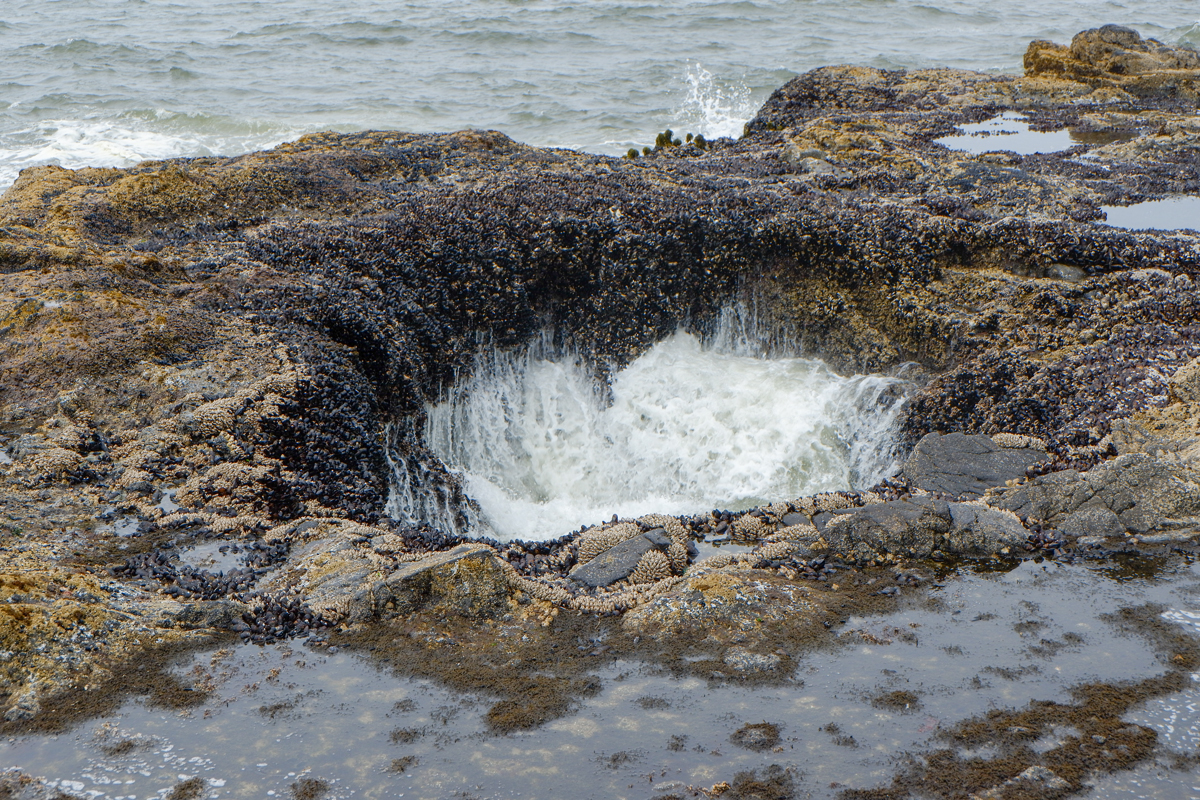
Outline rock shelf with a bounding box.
[1,32,1199,793]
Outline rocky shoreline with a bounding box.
[2,24,1200,798]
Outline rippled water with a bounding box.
[1,2,1198,188]
[3,559,1198,799]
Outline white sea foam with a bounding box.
[674,63,755,141]
[408,323,908,541]
[0,114,298,190]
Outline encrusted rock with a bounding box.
[361,544,509,621]
[280,539,509,623]
[629,549,672,585]
[1169,356,1200,405]
[623,570,819,637]
[945,502,1028,555]
[570,530,672,588]
[723,648,782,675]
[992,452,1200,537]
[170,599,249,631]
[1058,506,1125,539]
[1025,25,1200,101]
[821,497,953,560]
[904,432,1048,499]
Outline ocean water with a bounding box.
[1,1,1198,189]
[410,329,907,540]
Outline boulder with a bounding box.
[355,544,510,621]
[1058,506,1125,539]
[991,453,1200,537]
[622,571,820,637]
[570,530,672,588]
[989,469,1090,523]
[904,432,1048,498]
[282,539,511,623]
[822,496,1026,560]
[821,497,952,560]
[946,502,1028,555]
[1024,25,1200,100]
[1087,453,1200,534]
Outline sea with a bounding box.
[1,0,1198,191]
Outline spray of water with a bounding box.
[0,112,297,189]
[674,63,754,141]
[388,309,910,541]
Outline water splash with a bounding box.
[0,112,298,189]
[674,63,754,141]
[405,319,909,541]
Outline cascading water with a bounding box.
[388,309,911,542]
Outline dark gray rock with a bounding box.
[812,508,857,532]
[1058,506,1124,539]
[823,497,1027,559]
[781,512,808,527]
[991,453,1200,538]
[990,469,1090,522]
[1086,453,1200,534]
[946,502,1029,554]
[822,497,952,560]
[903,432,1048,498]
[570,531,672,587]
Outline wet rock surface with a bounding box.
[0,30,1199,784]
[904,432,1048,498]
[569,530,672,587]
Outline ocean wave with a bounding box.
[0,112,301,189]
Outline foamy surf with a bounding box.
[674,63,755,141]
[0,112,301,189]
[405,326,908,542]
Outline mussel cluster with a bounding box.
[231,594,329,645]
[1024,523,1068,557]
[110,538,289,601]
[767,554,844,580]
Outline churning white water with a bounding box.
[396,323,909,542]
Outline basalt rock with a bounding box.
[904,432,1048,498]
[991,452,1200,537]
[570,530,672,588]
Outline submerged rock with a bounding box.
[623,571,821,637]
